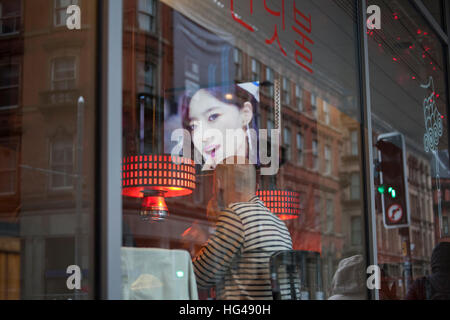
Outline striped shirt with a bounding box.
[192,195,293,300]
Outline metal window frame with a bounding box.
[96,0,123,300]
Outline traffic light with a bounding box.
[375,133,410,228]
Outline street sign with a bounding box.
[387,203,403,223]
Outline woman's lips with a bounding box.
[204,145,220,158]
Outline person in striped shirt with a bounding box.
[192,160,293,300]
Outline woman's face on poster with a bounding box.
[188,89,253,168]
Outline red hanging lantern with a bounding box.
[256,190,301,220]
[122,154,196,221]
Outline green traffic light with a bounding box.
[391,189,396,198]
[377,185,386,194]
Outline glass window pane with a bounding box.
[368,0,448,300]
[0,0,98,299]
[121,0,367,301]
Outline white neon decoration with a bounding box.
[421,77,443,153]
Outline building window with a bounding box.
[265,67,274,96]
[50,135,74,190]
[138,61,155,95]
[323,100,330,125]
[311,93,317,118]
[351,216,362,245]
[51,57,76,91]
[233,48,242,81]
[54,0,78,27]
[283,127,291,162]
[312,139,318,170]
[0,143,17,195]
[295,85,303,112]
[296,133,303,166]
[324,145,331,175]
[0,0,21,34]
[326,199,334,233]
[138,0,156,32]
[0,63,19,109]
[251,59,260,82]
[282,77,290,106]
[350,173,360,200]
[351,130,359,156]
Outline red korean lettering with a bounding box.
[231,0,254,32]
[292,2,314,74]
[264,0,287,56]
[266,25,287,56]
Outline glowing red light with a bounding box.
[412,76,416,80]
[417,29,422,34]
[394,15,398,20]
[441,115,444,119]
[393,57,397,61]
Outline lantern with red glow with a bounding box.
[256,190,301,220]
[122,154,196,221]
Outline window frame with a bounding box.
[0,140,18,196]
[137,0,157,33]
[296,132,303,166]
[51,56,77,91]
[295,85,303,112]
[0,0,21,35]
[283,127,291,162]
[49,135,75,191]
[0,62,20,110]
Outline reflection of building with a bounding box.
[1,0,97,299]
[0,0,23,300]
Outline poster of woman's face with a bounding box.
[182,83,259,170]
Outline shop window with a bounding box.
[233,48,242,81]
[283,127,291,162]
[351,216,362,245]
[0,63,19,109]
[250,59,260,82]
[49,135,74,190]
[138,0,156,32]
[51,57,76,91]
[282,77,290,106]
[54,0,79,27]
[312,139,318,171]
[296,133,303,166]
[0,0,21,34]
[295,85,303,112]
[350,173,360,200]
[0,143,17,195]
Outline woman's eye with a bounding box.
[208,113,220,122]
[189,123,197,131]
